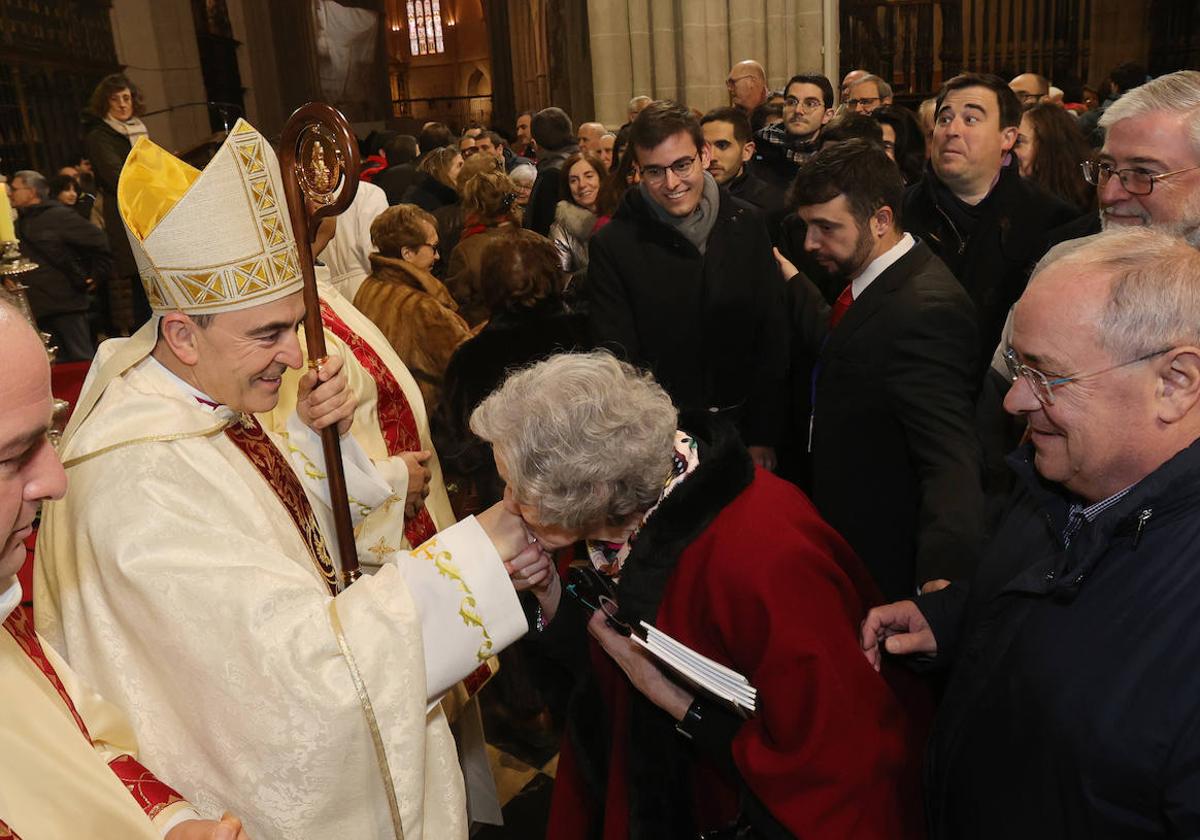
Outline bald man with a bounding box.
[1009,73,1050,108]
[841,69,869,104]
[577,121,606,155]
[627,96,651,124]
[727,59,769,112]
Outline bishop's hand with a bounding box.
[297,353,356,436]
[165,813,251,840]
[475,500,533,562]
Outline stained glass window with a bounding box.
[406,0,444,55]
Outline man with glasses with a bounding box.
[587,100,787,471]
[726,59,769,114]
[846,74,893,114]
[1008,72,1049,109]
[753,73,835,188]
[1086,69,1200,243]
[863,228,1200,838]
[777,139,982,601]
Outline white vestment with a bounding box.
[0,579,198,839]
[319,181,387,302]
[35,339,527,840]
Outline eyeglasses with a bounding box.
[417,242,439,254]
[1003,345,1171,406]
[726,74,755,89]
[846,96,881,110]
[784,96,825,112]
[1015,91,1046,105]
[1080,160,1200,196]
[640,154,699,184]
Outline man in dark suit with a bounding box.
[778,138,983,600]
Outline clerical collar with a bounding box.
[850,232,915,300]
[0,576,20,624]
[142,355,220,410]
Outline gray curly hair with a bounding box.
[470,351,679,530]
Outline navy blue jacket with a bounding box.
[919,439,1200,838]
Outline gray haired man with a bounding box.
[9,169,109,360]
[865,228,1200,838]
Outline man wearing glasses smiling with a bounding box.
[587,100,787,472]
[1087,69,1200,243]
[863,228,1200,839]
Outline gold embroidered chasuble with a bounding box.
[34,337,527,840]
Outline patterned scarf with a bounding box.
[587,431,700,578]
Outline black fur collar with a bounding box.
[615,411,756,627]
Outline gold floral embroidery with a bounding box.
[411,539,494,661]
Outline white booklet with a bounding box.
[632,621,757,718]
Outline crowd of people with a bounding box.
[3,53,1200,840]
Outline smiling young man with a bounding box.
[587,100,787,470]
[862,229,1200,839]
[903,72,1081,378]
[34,121,535,839]
[780,138,982,601]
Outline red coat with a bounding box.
[542,416,928,839]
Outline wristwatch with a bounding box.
[675,698,704,740]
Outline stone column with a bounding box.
[109,0,210,152]
[587,0,830,126]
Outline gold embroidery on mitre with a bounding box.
[123,119,304,314]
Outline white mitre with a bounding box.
[64,119,304,445]
[122,119,302,314]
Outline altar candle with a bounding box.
[0,181,15,243]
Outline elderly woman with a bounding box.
[353,203,472,410]
[443,167,522,327]
[472,352,927,840]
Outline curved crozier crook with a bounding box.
[277,101,363,589]
[280,102,361,229]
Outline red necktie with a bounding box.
[829,283,854,329]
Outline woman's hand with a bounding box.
[588,610,693,721]
[505,542,562,621]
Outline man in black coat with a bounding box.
[863,229,1200,839]
[699,107,786,242]
[903,72,1082,380]
[523,108,579,237]
[587,100,787,469]
[10,170,110,360]
[780,139,982,600]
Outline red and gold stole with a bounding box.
[222,411,340,596]
[2,609,185,821]
[320,299,438,546]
